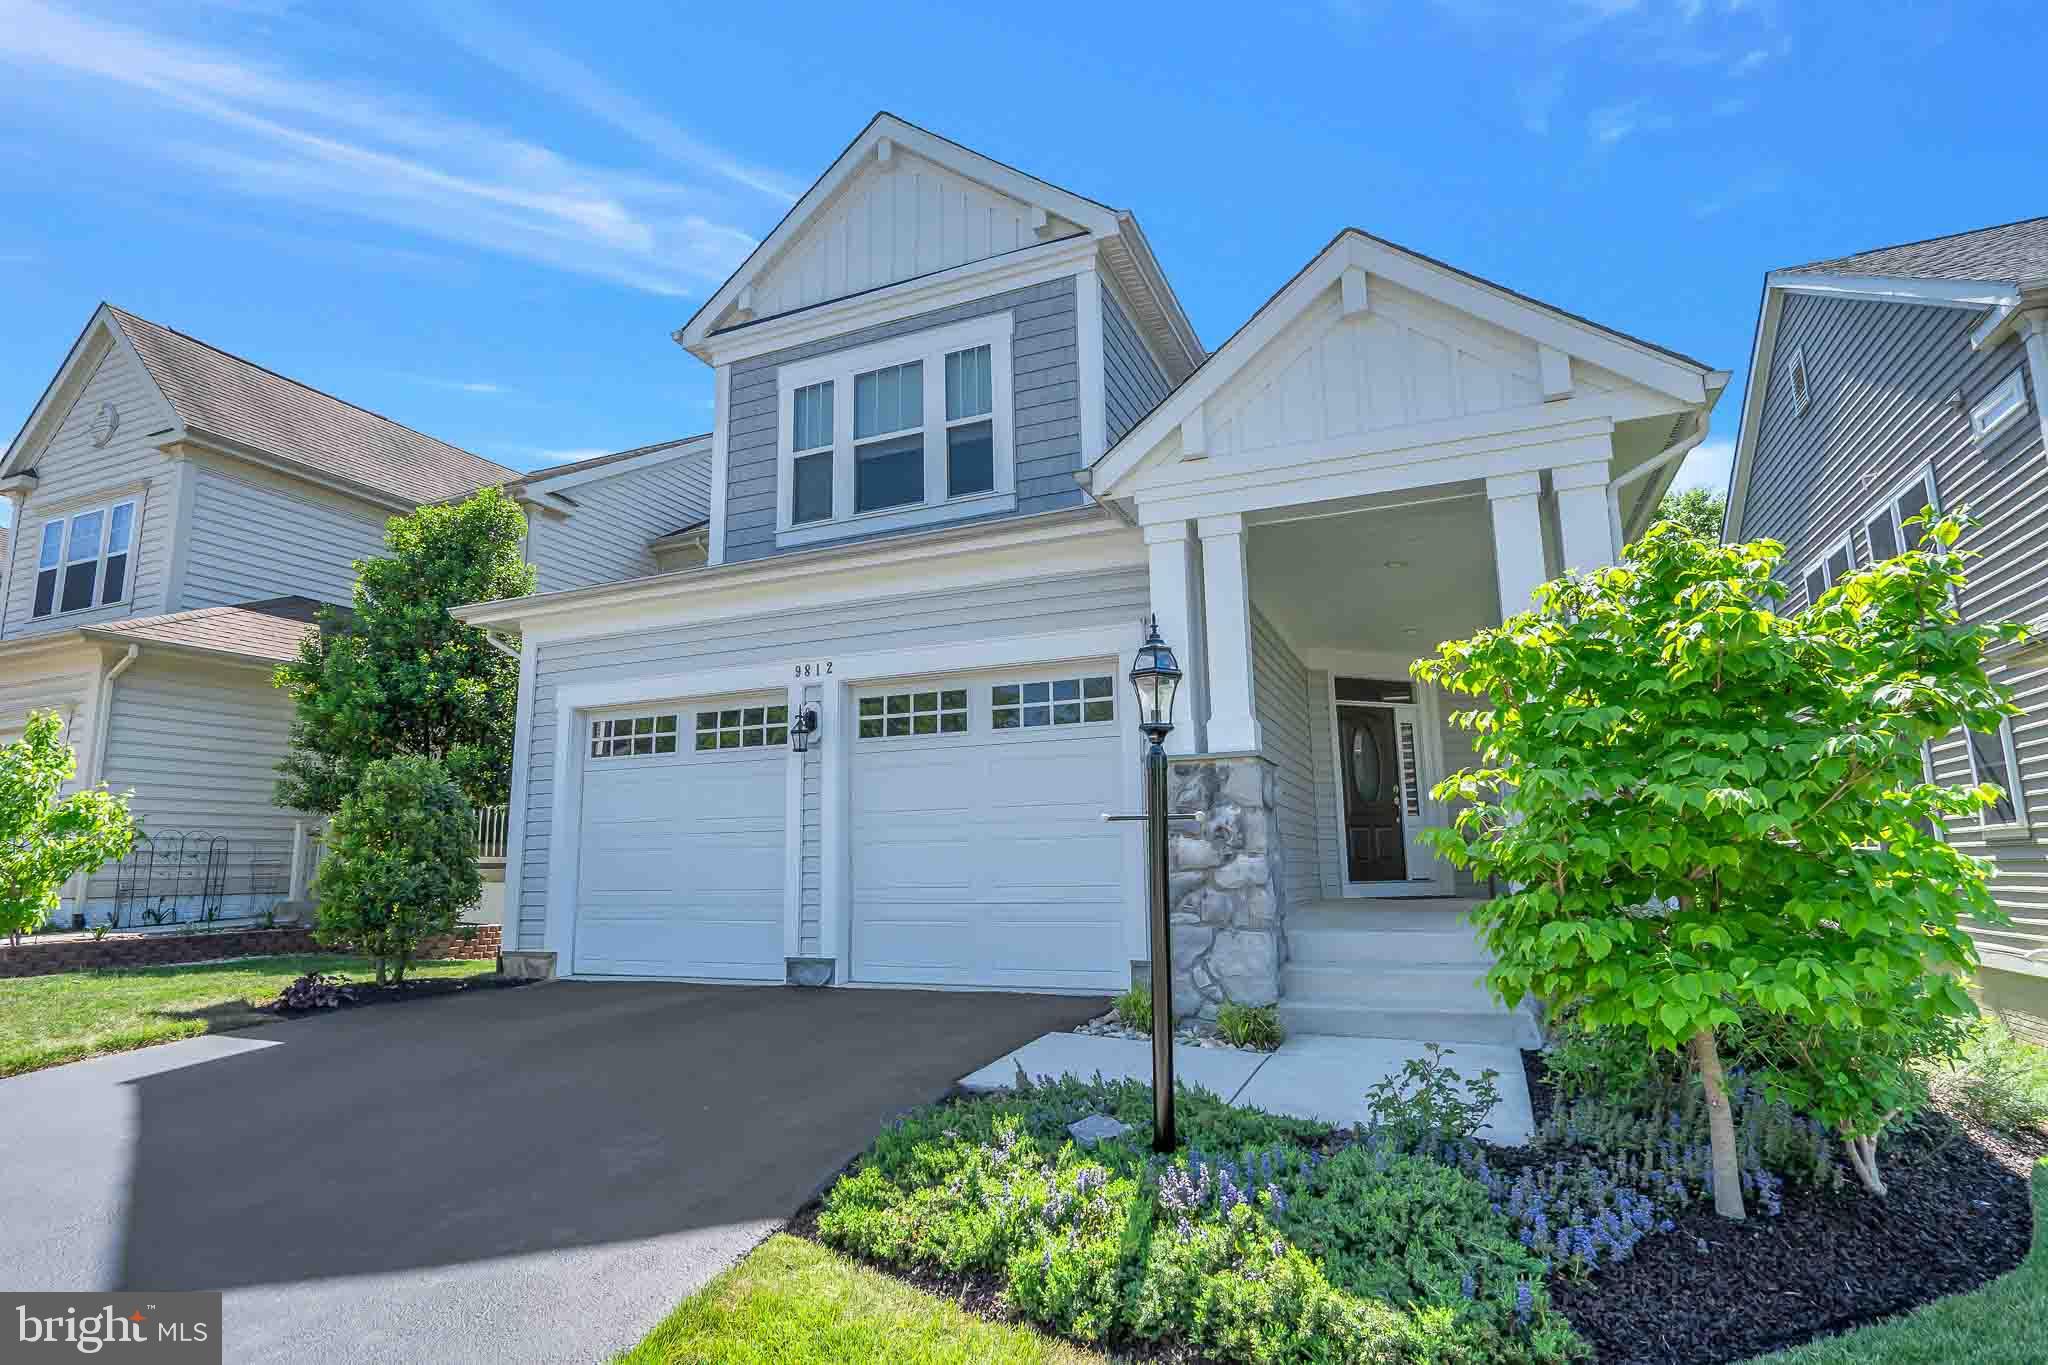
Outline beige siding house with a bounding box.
[0,305,710,927]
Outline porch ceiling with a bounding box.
[1247,494,1502,653]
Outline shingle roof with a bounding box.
[508,433,710,488]
[107,307,516,505]
[83,595,329,664]
[1778,216,2048,285]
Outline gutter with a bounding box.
[1611,381,1723,546]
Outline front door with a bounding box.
[1339,705,1407,882]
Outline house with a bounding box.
[455,113,1725,1035]
[1724,216,2048,1042]
[0,306,711,927]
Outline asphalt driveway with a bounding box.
[0,980,1102,1363]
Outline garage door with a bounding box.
[573,698,788,979]
[850,666,1127,990]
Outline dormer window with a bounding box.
[774,315,1015,548]
[33,499,135,618]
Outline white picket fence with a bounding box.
[291,803,509,902]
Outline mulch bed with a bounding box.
[1517,1049,2044,1365]
[266,972,531,1017]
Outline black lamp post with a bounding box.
[1128,615,1183,1153]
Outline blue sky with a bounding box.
[2,0,2040,528]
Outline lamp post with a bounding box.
[1127,616,1183,1153]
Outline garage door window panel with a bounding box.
[992,674,1114,730]
[695,704,789,751]
[591,713,678,758]
[859,688,968,738]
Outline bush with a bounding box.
[1112,983,1152,1032]
[0,711,135,944]
[817,1080,1584,1364]
[1216,1002,1284,1050]
[313,756,479,984]
[1941,1021,2048,1135]
[277,971,343,1011]
[1365,1043,1503,1151]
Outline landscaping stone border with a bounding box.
[0,922,501,978]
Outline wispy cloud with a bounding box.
[1514,69,1568,134]
[1688,166,1785,219]
[0,0,777,297]
[408,377,510,395]
[1727,37,1791,76]
[1588,99,1673,145]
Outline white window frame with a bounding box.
[1799,531,1854,609]
[1786,345,1811,415]
[31,497,137,620]
[1969,369,2029,444]
[1861,465,1940,562]
[1965,717,2029,833]
[990,672,1118,730]
[773,314,1016,549]
[589,712,681,759]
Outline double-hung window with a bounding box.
[33,499,135,618]
[1862,467,1938,562]
[775,315,1014,548]
[1799,533,1853,610]
[1965,720,2027,831]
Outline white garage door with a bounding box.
[573,698,788,979]
[851,665,1128,990]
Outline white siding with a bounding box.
[3,338,181,640]
[1252,610,1317,910]
[179,462,390,609]
[526,451,713,593]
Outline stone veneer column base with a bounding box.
[499,950,557,981]
[786,956,837,987]
[1165,753,1288,1019]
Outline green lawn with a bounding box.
[0,953,497,1078]
[620,1234,1106,1365]
[1752,1159,2048,1364]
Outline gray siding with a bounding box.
[528,449,713,592]
[1103,280,1173,446]
[1252,610,1317,910]
[723,277,1082,564]
[180,464,389,609]
[1743,290,2048,964]
[513,564,1150,949]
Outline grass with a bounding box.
[1751,1159,2048,1364]
[619,1234,1105,1365]
[0,952,497,1078]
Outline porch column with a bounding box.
[1487,472,1548,620]
[1552,458,1617,572]
[1144,520,1205,754]
[1197,513,1262,753]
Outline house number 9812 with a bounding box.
[791,660,835,680]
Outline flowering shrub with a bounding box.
[1364,1042,1504,1151]
[276,971,344,1011]
[1540,1066,1841,1194]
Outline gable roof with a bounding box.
[674,113,1201,378]
[100,307,516,505]
[82,595,329,665]
[503,433,710,496]
[1087,227,1718,499]
[1778,216,2048,287]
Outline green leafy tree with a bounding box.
[313,755,480,984]
[1414,513,2016,1213]
[1654,487,1726,542]
[0,711,136,943]
[275,487,535,814]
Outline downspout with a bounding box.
[67,643,139,920]
[1610,405,1712,548]
[480,628,521,662]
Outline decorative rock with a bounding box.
[1170,834,1220,870]
[1171,924,1216,973]
[1208,928,1280,1006]
[1067,1113,1132,1148]
[1222,761,1267,808]
[1213,853,1268,891]
[1168,870,1207,904]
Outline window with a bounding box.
[1862,468,1939,562]
[991,675,1115,729]
[1965,720,2025,828]
[1786,346,1811,415]
[1334,678,1414,704]
[858,688,968,738]
[32,499,135,619]
[1969,369,2029,444]
[695,704,790,751]
[591,713,678,758]
[1800,534,1854,608]
[773,315,1015,547]
[790,381,834,525]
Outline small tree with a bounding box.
[313,755,480,984]
[1654,487,1726,542]
[276,487,536,815]
[0,711,136,943]
[1415,514,2016,1214]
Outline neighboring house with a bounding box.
[1724,216,2048,1042]
[457,113,1724,1037]
[0,305,708,926]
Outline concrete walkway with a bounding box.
[960,1030,1534,1144]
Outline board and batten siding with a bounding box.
[89,653,305,901]
[1741,290,2048,967]
[527,450,713,593]
[1103,279,1173,446]
[179,463,390,610]
[722,277,1082,564]
[2,340,181,641]
[1251,610,1317,910]
[511,564,1151,951]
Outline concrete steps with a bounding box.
[1279,902,1541,1047]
